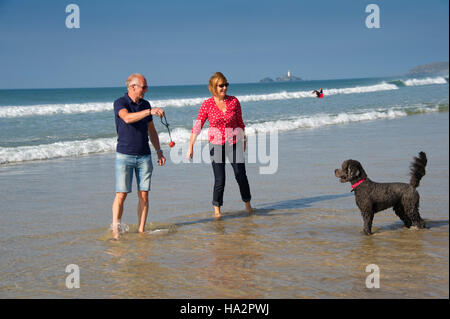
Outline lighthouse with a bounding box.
[287,70,291,78]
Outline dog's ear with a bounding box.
[347,163,361,179]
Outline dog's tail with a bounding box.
[409,151,427,188]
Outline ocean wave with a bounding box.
[0,82,399,118]
[0,102,112,118]
[389,76,448,87]
[0,138,116,164]
[1,104,442,164]
[160,104,443,139]
[1,79,448,119]
[388,80,406,87]
[403,77,448,86]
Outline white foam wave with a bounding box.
[151,97,205,108]
[245,109,408,135]
[2,78,448,119]
[0,102,113,118]
[0,82,399,118]
[0,138,116,164]
[403,77,448,86]
[1,105,441,164]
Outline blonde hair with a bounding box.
[126,73,145,88]
[208,72,228,96]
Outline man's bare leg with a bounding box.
[112,192,127,239]
[137,191,149,233]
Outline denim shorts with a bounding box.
[115,152,153,193]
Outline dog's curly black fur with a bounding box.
[335,152,427,235]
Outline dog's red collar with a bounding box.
[351,178,366,192]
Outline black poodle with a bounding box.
[335,152,427,235]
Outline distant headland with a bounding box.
[260,70,303,83]
[259,63,449,84]
[407,61,449,77]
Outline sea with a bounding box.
[1,76,448,164]
[0,75,448,299]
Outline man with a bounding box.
[112,73,166,239]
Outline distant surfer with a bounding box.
[312,88,324,98]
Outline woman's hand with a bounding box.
[187,133,197,161]
[186,147,194,160]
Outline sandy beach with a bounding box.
[0,111,448,298]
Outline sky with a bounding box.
[0,0,448,89]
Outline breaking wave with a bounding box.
[389,76,448,87]
[1,104,443,164]
[0,82,403,118]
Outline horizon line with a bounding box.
[0,74,414,91]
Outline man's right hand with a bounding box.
[151,107,164,117]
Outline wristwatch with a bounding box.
[156,149,163,154]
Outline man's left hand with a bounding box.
[157,153,166,166]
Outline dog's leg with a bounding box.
[404,198,426,229]
[409,204,426,229]
[361,211,374,235]
[394,204,412,228]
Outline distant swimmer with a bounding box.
[312,88,324,98]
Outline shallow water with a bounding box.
[1,206,447,298]
[0,112,448,298]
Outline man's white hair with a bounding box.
[126,73,146,88]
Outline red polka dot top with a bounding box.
[192,95,245,145]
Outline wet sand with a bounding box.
[0,112,448,298]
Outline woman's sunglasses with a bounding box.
[218,83,229,88]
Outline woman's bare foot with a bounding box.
[245,202,253,213]
[214,206,222,219]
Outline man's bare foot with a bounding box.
[245,202,253,213]
[110,223,120,240]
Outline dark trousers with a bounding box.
[210,143,251,207]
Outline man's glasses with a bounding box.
[217,83,229,88]
[133,84,148,90]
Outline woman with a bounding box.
[187,72,252,218]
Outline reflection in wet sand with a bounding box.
[86,205,448,299]
[0,203,447,298]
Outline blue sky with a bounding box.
[0,0,448,89]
